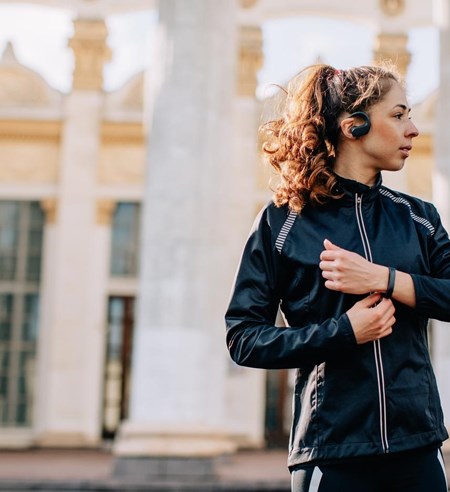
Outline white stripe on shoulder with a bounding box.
[275,209,297,253]
[308,466,323,492]
[379,188,436,236]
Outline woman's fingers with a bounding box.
[319,251,338,262]
[360,292,383,307]
[319,260,335,271]
[347,294,395,344]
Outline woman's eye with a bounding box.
[394,114,403,120]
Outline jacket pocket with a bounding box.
[387,389,435,439]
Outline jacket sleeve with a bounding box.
[411,204,450,321]
[225,206,356,370]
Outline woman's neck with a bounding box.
[333,155,378,186]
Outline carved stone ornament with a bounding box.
[40,199,58,224]
[69,18,111,91]
[0,42,60,106]
[96,199,116,226]
[373,32,410,77]
[380,0,405,16]
[240,0,258,8]
[237,26,263,97]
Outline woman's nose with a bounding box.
[407,120,419,138]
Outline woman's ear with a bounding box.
[340,112,371,139]
[340,116,357,140]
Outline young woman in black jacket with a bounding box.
[225,64,449,491]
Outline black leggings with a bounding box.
[291,447,448,492]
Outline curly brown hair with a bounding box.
[260,64,401,213]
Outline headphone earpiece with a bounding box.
[349,111,371,138]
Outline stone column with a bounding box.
[34,19,111,446]
[114,0,239,480]
[432,0,450,433]
[372,28,410,192]
[373,32,411,77]
[373,0,410,77]
[223,24,266,449]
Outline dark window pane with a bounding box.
[0,377,8,396]
[16,352,35,426]
[15,401,27,426]
[108,298,124,360]
[0,203,19,281]
[110,203,140,277]
[19,351,36,379]
[22,295,39,342]
[0,203,19,247]
[0,202,42,427]
[0,351,9,374]
[18,377,27,396]
[0,399,7,424]
[0,256,16,281]
[0,295,13,342]
[26,203,44,282]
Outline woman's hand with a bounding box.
[347,293,395,344]
[319,239,388,295]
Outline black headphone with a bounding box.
[349,111,371,138]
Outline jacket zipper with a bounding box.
[354,193,389,453]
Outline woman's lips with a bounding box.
[400,146,412,158]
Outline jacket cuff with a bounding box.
[410,273,424,309]
[339,312,357,347]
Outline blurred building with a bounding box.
[0,0,447,478]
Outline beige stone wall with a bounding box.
[405,134,434,201]
[98,122,145,185]
[0,119,148,187]
[98,145,146,185]
[0,120,61,183]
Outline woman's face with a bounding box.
[358,81,419,173]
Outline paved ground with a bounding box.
[0,443,447,491]
[0,447,291,491]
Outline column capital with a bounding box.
[40,198,58,224]
[68,18,111,91]
[237,25,263,97]
[96,199,116,226]
[373,31,411,78]
[379,0,405,16]
[239,0,259,8]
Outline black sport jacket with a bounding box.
[225,174,449,469]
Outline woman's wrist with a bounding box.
[372,265,390,293]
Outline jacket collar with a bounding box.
[333,172,382,204]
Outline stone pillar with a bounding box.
[372,28,410,192]
[373,32,411,78]
[373,1,410,76]
[114,0,239,480]
[33,19,110,446]
[223,24,266,449]
[237,25,263,98]
[432,0,450,433]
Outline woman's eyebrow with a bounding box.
[392,104,411,112]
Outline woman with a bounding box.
[225,64,449,491]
